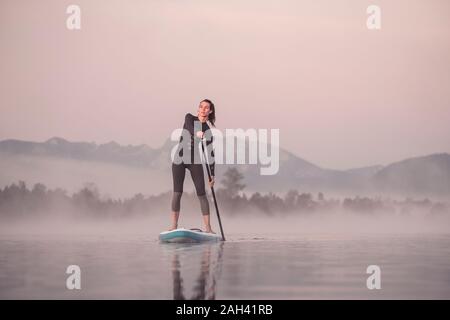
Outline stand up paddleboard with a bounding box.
[159,228,222,243]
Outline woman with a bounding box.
[170,99,216,233]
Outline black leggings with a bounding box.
[171,162,210,215]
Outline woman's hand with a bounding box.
[196,131,204,139]
[208,176,215,188]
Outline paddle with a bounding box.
[200,138,226,241]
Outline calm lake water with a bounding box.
[1,233,450,299]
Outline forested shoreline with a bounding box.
[1,168,448,220]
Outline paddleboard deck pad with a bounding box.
[159,228,222,243]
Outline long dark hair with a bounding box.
[201,98,216,127]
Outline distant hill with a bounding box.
[0,137,449,198]
[372,153,450,196]
[0,137,159,168]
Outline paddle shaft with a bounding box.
[201,140,226,241]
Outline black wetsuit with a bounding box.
[171,113,215,215]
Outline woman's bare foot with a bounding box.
[204,227,216,234]
[202,215,215,234]
[169,211,180,231]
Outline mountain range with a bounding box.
[0,137,449,199]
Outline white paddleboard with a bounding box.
[159,228,222,243]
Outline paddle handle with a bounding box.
[201,140,226,241]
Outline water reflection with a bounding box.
[163,242,224,300]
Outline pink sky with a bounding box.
[1,0,449,169]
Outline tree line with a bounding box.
[0,168,448,219]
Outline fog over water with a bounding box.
[1,0,450,299]
[1,209,450,236]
